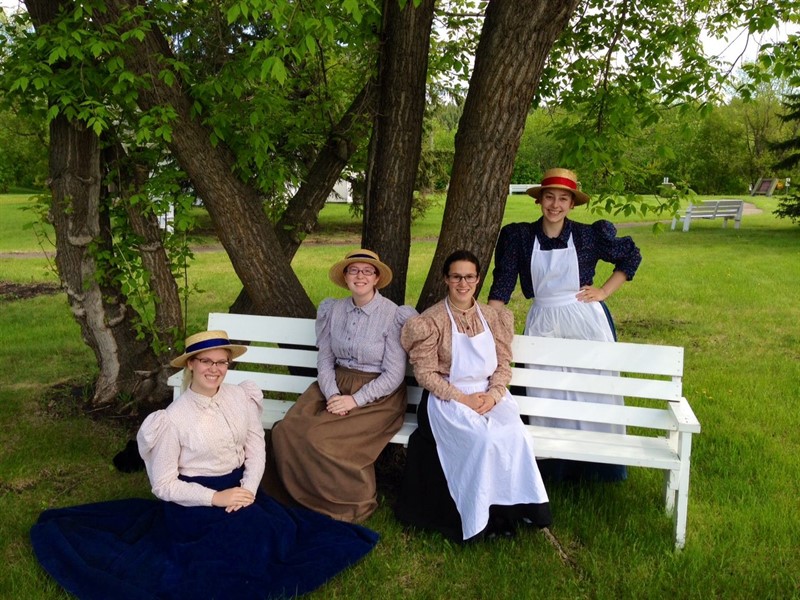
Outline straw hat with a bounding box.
[526,168,590,205]
[328,249,393,290]
[170,330,248,368]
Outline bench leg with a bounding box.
[665,432,694,550]
[683,217,691,232]
[671,217,678,230]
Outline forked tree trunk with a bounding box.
[230,82,378,315]
[417,0,580,311]
[362,0,435,305]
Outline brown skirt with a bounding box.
[268,367,406,523]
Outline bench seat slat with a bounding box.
[529,427,681,469]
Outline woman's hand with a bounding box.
[474,393,498,415]
[327,394,357,416]
[577,285,607,303]
[212,487,255,513]
[457,392,497,414]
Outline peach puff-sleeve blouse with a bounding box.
[137,380,265,507]
[400,299,515,403]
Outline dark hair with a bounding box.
[442,250,480,276]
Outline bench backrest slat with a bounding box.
[511,336,683,376]
[510,367,682,402]
[516,396,678,429]
[209,312,317,346]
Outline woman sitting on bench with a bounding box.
[395,250,551,542]
[268,249,416,522]
[30,330,378,599]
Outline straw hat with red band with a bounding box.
[170,330,247,368]
[329,248,393,290]
[526,167,590,206]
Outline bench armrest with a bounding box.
[668,397,701,433]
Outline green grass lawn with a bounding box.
[1,192,799,598]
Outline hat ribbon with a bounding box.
[185,337,232,354]
[541,176,577,190]
[346,253,377,260]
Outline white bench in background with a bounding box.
[509,183,536,195]
[168,312,701,549]
[671,199,744,231]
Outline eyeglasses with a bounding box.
[345,266,377,277]
[193,358,230,368]
[447,274,478,283]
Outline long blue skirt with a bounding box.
[30,468,379,599]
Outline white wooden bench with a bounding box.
[671,199,744,231]
[168,312,701,549]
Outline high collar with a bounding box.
[346,289,383,314]
[185,385,222,408]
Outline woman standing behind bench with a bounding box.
[31,330,378,599]
[395,250,551,542]
[488,167,642,482]
[269,249,416,523]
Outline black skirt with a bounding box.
[394,392,552,542]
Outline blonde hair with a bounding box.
[179,349,232,393]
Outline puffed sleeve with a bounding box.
[352,304,418,406]
[484,304,514,402]
[401,313,464,402]
[489,223,523,303]
[137,410,216,507]
[237,380,266,494]
[315,298,339,400]
[591,220,642,280]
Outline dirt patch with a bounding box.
[0,280,61,300]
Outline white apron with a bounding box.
[525,233,625,433]
[427,299,549,540]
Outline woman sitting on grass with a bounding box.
[30,330,378,600]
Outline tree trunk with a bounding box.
[47,115,161,408]
[27,0,167,410]
[362,0,435,305]
[416,0,580,311]
[96,0,316,319]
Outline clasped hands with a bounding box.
[457,392,497,415]
[327,394,357,416]
[212,487,255,513]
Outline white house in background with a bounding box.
[327,179,352,203]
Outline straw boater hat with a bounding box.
[526,168,590,206]
[328,249,393,290]
[170,330,248,368]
